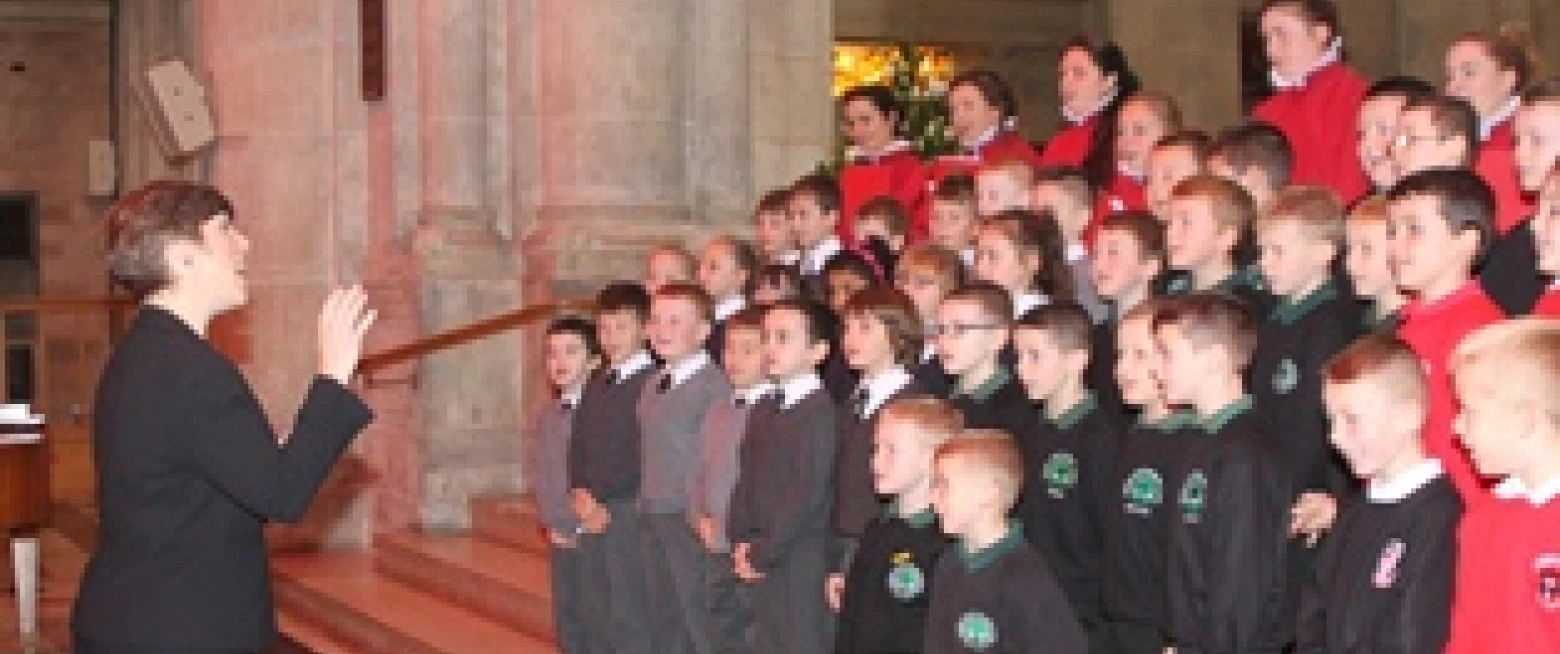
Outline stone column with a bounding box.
[115,0,202,189]
[750,0,834,193]
[688,0,753,225]
[1106,0,1242,130]
[413,0,523,531]
[197,0,374,546]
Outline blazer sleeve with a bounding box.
[749,404,836,570]
[1386,508,1457,654]
[1203,442,1292,654]
[177,372,373,523]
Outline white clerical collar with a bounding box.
[855,366,914,417]
[964,125,1002,154]
[802,236,843,276]
[777,373,824,409]
[1013,292,1049,319]
[1061,86,1118,125]
[714,294,747,323]
[845,140,913,162]
[661,351,712,387]
[1117,161,1145,184]
[1366,459,1443,504]
[737,382,775,405]
[611,350,655,381]
[1066,242,1088,264]
[1480,96,1521,142]
[1270,37,1342,90]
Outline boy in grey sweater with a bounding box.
[639,284,734,654]
[691,306,771,654]
[529,317,600,654]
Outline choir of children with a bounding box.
[532,7,1560,652]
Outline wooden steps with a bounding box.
[273,494,559,654]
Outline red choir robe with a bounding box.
[1534,288,1560,317]
[1253,63,1370,206]
[1395,282,1506,501]
[927,129,1043,186]
[1038,117,1098,169]
[1087,171,1146,246]
[839,144,932,244]
[1477,118,1536,237]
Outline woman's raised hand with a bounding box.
[318,286,377,385]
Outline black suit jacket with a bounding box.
[71,306,373,651]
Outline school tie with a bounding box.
[852,388,870,418]
[734,396,747,408]
[656,373,673,394]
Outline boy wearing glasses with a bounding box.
[932,282,1038,442]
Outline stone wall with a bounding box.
[0,3,113,505]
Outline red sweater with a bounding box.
[1446,492,1560,654]
[1038,118,1098,169]
[1087,172,1146,246]
[1534,289,1560,317]
[1252,63,1370,205]
[839,149,932,244]
[1396,282,1506,501]
[1477,120,1536,237]
[927,129,1043,184]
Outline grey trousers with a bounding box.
[576,501,652,654]
[746,532,833,654]
[640,512,713,654]
[548,542,590,654]
[704,550,754,654]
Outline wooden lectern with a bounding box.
[0,419,47,644]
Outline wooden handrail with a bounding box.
[357,298,591,375]
[0,297,135,312]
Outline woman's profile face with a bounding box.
[947,83,1002,145]
[842,97,897,151]
[1058,48,1113,118]
[1445,40,1517,118]
[181,214,250,313]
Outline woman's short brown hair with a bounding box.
[107,181,234,296]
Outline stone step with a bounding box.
[375,531,556,643]
[469,494,549,555]
[275,611,367,654]
[273,552,556,654]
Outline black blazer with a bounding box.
[71,306,373,651]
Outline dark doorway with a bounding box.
[0,193,39,402]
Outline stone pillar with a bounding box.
[197,0,374,546]
[413,0,523,531]
[750,0,834,193]
[1392,2,1502,81]
[688,0,753,225]
[115,0,202,189]
[1106,0,1242,131]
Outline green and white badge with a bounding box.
[957,611,998,651]
[1179,471,1208,523]
[1043,451,1079,499]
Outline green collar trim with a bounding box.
[1048,393,1098,429]
[956,366,1012,403]
[889,500,938,528]
[1212,265,1264,293]
[1201,395,1254,433]
[1272,280,1338,325]
[1141,411,1193,432]
[957,519,1025,572]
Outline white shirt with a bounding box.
[853,366,914,418]
[713,295,747,323]
[1066,242,1088,265]
[959,247,976,268]
[611,350,656,382]
[1480,96,1521,142]
[736,382,776,406]
[1061,85,1118,125]
[1013,292,1049,319]
[776,250,802,266]
[801,236,843,277]
[560,385,585,409]
[921,342,937,364]
[1492,475,1560,506]
[776,373,824,409]
[1270,37,1342,90]
[660,351,713,388]
[1366,460,1443,504]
